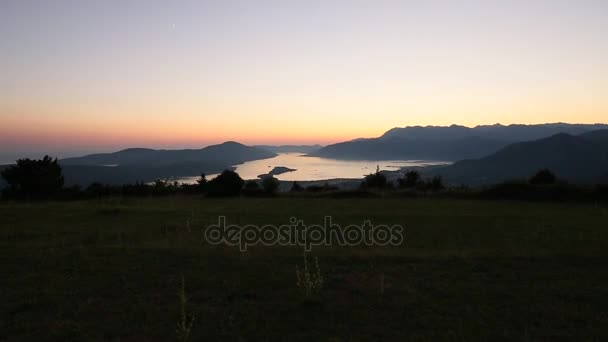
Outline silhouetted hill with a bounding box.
[61,141,274,167]
[253,145,323,153]
[60,148,157,166]
[432,131,608,185]
[312,123,608,161]
[578,129,608,148]
[59,142,276,185]
[312,136,506,161]
[382,123,607,141]
[381,124,474,140]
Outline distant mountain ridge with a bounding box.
[253,144,323,154]
[312,123,608,161]
[59,141,276,185]
[61,141,274,167]
[381,123,607,141]
[432,129,608,184]
[4,125,608,187]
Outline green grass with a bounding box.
[2,197,608,341]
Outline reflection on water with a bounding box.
[176,153,449,183]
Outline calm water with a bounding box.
[177,153,448,183]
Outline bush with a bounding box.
[180,183,201,195]
[290,181,304,192]
[416,175,445,192]
[398,170,420,189]
[244,180,260,190]
[261,176,280,194]
[529,169,557,185]
[479,181,589,201]
[361,166,387,189]
[1,156,64,199]
[429,176,445,191]
[242,180,265,196]
[306,183,339,192]
[196,173,208,193]
[206,170,244,197]
[59,185,83,200]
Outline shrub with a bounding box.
[85,182,106,197]
[361,165,387,189]
[196,173,208,193]
[180,183,201,195]
[429,175,445,191]
[59,185,83,200]
[244,180,260,190]
[398,170,420,188]
[1,156,64,199]
[206,170,244,197]
[261,176,280,194]
[242,179,265,196]
[290,181,304,192]
[479,181,589,201]
[306,183,339,192]
[417,175,445,192]
[529,169,557,185]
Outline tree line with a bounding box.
[0,156,315,199]
[1,156,607,201]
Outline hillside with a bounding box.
[253,145,323,153]
[61,141,275,167]
[312,123,608,161]
[58,142,276,185]
[579,129,608,148]
[313,136,506,161]
[433,131,608,185]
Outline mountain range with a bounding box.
[2,123,608,187]
[427,129,608,185]
[253,145,322,154]
[311,123,608,161]
[59,141,276,185]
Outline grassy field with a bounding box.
[2,196,608,341]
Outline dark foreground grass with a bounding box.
[1,197,608,341]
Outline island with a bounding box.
[257,166,297,178]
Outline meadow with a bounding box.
[2,196,608,341]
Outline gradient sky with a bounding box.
[1,0,607,158]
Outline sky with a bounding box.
[1,0,607,159]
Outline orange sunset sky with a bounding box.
[1,0,607,158]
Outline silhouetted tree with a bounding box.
[361,165,387,189]
[429,175,445,191]
[180,182,200,195]
[290,181,304,192]
[151,179,179,196]
[1,156,64,199]
[261,176,280,194]
[244,180,260,190]
[417,175,445,192]
[85,182,111,197]
[398,170,420,188]
[242,179,266,197]
[306,182,339,192]
[529,169,557,185]
[206,170,244,197]
[60,184,83,200]
[196,173,208,193]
